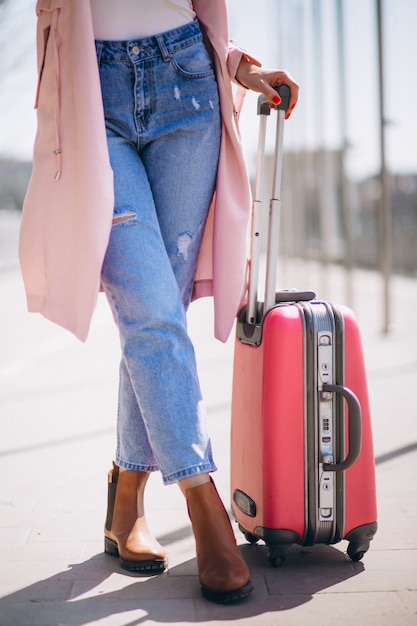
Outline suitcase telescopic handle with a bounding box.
[322,384,362,472]
[247,85,291,324]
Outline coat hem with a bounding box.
[26,293,91,343]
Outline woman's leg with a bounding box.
[101,134,217,571]
[98,22,252,600]
[101,134,217,482]
[98,30,218,574]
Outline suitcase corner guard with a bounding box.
[345,522,378,561]
[237,290,316,346]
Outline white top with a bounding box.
[90,0,196,40]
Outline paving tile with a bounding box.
[0,526,31,545]
[70,572,198,602]
[0,541,84,562]
[195,591,417,625]
[0,561,90,597]
[0,580,74,604]
[397,590,417,615]
[0,598,197,626]
[27,525,101,544]
[262,547,359,596]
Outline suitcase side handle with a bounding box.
[322,384,362,472]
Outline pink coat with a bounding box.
[19,0,259,342]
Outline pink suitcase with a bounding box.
[230,87,378,566]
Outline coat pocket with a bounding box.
[33,0,63,109]
[34,24,50,109]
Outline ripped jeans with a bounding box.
[96,20,221,484]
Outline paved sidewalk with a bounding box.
[0,263,416,625]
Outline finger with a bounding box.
[285,105,294,120]
[279,80,299,118]
[259,80,282,105]
[287,80,299,110]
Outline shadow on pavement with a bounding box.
[0,541,364,624]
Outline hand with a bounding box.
[235,57,299,119]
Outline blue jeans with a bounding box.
[96,21,221,484]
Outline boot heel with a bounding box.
[104,536,119,557]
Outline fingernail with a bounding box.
[290,103,296,110]
[273,95,281,105]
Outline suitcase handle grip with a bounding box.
[322,384,362,472]
[257,85,291,116]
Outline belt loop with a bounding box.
[155,34,170,62]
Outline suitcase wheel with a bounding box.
[238,524,259,544]
[347,542,367,562]
[266,545,287,568]
[345,522,377,562]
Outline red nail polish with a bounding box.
[273,95,281,105]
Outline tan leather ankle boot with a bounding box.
[186,479,253,603]
[104,462,167,573]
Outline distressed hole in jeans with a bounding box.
[112,211,136,225]
[177,232,193,261]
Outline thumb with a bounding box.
[261,82,282,106]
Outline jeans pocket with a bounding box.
[170,41,214,79]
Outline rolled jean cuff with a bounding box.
[162,463,218,486]
[116,458,160,473]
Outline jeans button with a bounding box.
[131,45,140,55]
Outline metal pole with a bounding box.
[313,0,327,296]
[336,0,354,308]
[376,0,392,333]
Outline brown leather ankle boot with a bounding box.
[186,479,253,603]
[104,462,167,573]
